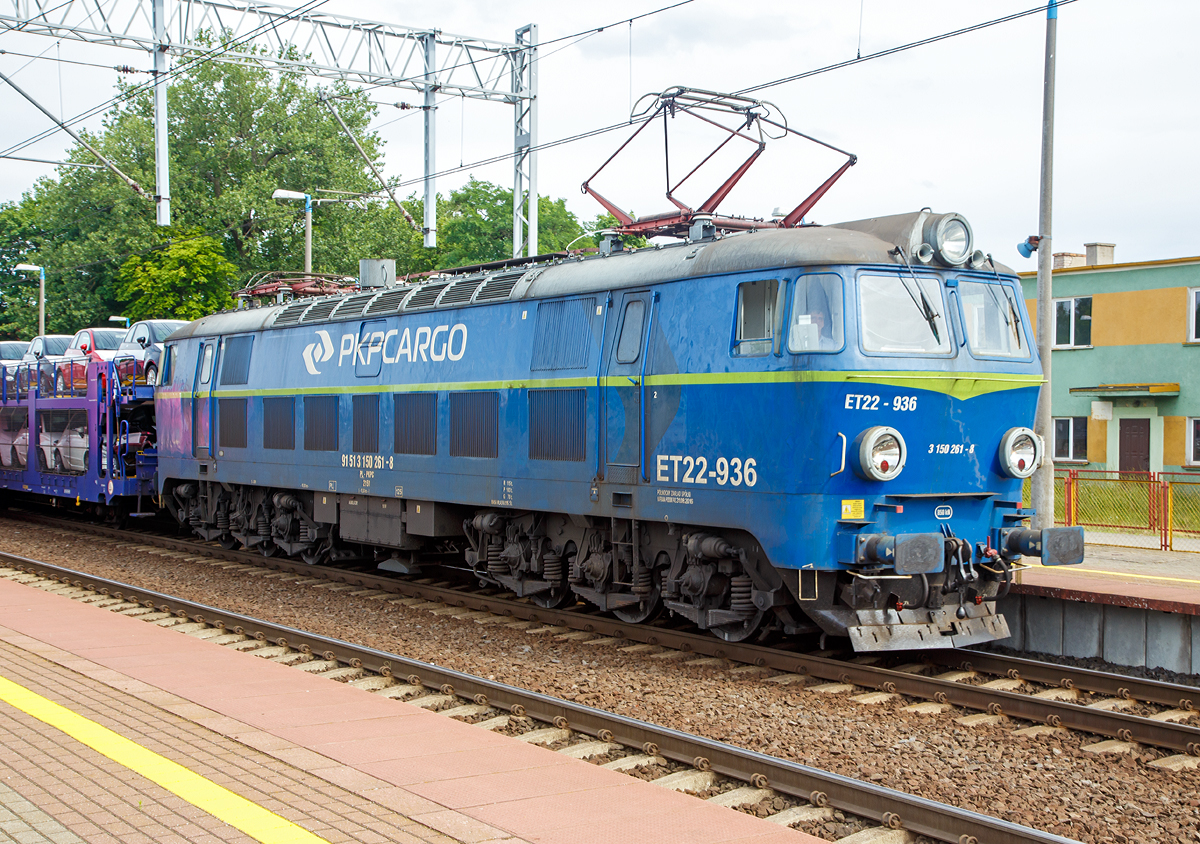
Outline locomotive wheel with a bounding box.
[259,541,280,558]
[300,547,327,566]
[218,534,238,551]
[613,588,662,624]
[531,588,574,609]
[711,609,766,643]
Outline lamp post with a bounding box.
[14,263,45,336]
[272,189,367,279]
[108,315,130,329]
[272,189,313,277]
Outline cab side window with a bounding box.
[734,279,782,356]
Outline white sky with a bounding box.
[0,0,1196,270]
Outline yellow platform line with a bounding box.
[1037,566,1200,587]
[0,674,330,844]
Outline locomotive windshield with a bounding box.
[957,279,1029,359]
[858,274,951,354]
[787,274,843,352]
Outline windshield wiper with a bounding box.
[891,246,942,344]
[987,254,1022,349]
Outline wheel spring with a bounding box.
[487,543,506,576]
[632,564,653,596]
[216,511,229,531]
[543,553,563,582]
[729,574,754,616]
[256,512,270,537]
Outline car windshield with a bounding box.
[150,321,186,342]
[44,337,70,355]
[0,341,26,358]
[859,274,952,354]
[957,280,1029,358]
[92,329,125,350]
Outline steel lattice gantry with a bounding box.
[1,0,538,254]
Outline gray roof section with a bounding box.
[166,215,1016,341]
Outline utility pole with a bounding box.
[152,0,170,225]
[1031,0,1058,531]
[423,32,437,249]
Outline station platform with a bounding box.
[1013,542,1200,615]
[0,575,816,844]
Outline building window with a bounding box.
[1054,296,1092,347]
[1054,416,1088,462]
[1190,288,1200,343]
[1191,418,1200,466]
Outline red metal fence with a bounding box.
[1025,470,1200,552]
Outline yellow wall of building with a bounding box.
[1092,288,1188,346]
[1087,417,1107,464]
[1164,416,1188,467]
[1024,288,1188,346]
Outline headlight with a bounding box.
[852,426,906,481]
[999,426,1042,479]
[923,213,974,267]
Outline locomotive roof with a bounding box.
[169,217,1017,341]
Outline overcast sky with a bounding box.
[0,0,1196,270]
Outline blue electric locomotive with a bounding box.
[154,209,1083,651]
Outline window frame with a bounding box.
[1189,288,1200,344]
[1189,417,1200,467]
[856,271,955,358]
[786,273,845,355]
[953,277,1032,361]
[1053,415,1089,463]
[1052,296,1093,349]
[732,277,783,357]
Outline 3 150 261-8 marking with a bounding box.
[655,454,757,487]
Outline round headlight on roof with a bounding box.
[999,426,1043,479]
[923,213,974,267]
[851,426,907,482]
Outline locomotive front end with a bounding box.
[790,211,1084,651]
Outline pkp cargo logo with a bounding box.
[302,330,335,375]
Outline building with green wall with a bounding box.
[1020,246,1200,475]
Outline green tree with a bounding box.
[117,229,238,320]
[435,178,587,269]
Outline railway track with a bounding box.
[19,511,1200,758]
[0,546,1081,844]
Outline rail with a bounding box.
[0,548,1080,844]
[11,511,1200,757]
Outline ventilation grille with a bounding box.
[606,464,638,485]
[352,394,380,454]
[304,395,339,451]
[529,389,585,461]
[404,282,449,310]
[450,391,498,458]
[330,292,378,320]
[364,287,413,316]
[272,300,312,327]
[218,399,247,449]
[438,278,486,306]
[219,336,254,385]
[474,271,524,302]
[530,298,595,371]
[394,393,437,455]
[263,397,295,450]
[300,298,345,324]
